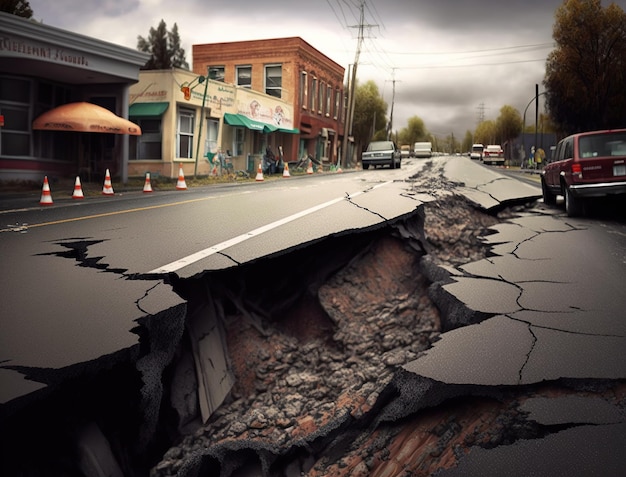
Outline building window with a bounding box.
[334,87,340,120]
[318,81,324,114]
[208,66,225,82]
[300,71,308,109]
[265,64,282,98]
[33,80,71,160]
[0,76,32,157]
[234,127,246,156]
[326,85,332,117]
[206,118,219,153]
[130,118,162,160]
[310,77,317,111]
[236,66,252,89]
[177,108,195,158]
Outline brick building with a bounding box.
[193,37,346,167]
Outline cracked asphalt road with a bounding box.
[1,157,625,476]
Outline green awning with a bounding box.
[223,113,276,133]
[129,102,169,117]
[278,126,300,134]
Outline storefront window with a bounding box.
[0,76,32,157]
[234,127,245,156]
[206,119,218,153]
[130,118,162,160]
[177,108,194,158]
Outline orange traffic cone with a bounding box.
[39,176,53,205]
[102,169,114,195]
[176,164,187,190]
[72,176,84,199]
[282,162,290,178]
[306,159,313,174]
[336,165,343,173]
[143,172,153,193]
[255,162,264,181]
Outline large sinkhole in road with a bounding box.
[3,182,624,477]
[150,193,516,477]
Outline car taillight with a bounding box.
[571,162,583,179]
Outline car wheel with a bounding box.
[363,163,370,170]
[564,186,583,217]
[390,159,396,169]
[541,178,557,205]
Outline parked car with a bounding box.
[483,144,504,165]
[541,129,626,216]
[362,141,402,169]
[414,141,433,158]
[470,143,484,160]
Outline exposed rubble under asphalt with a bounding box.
[148,166,624,476]
[2,163,624,476]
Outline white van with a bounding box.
[471,144,484,160]
[414,142,432,158]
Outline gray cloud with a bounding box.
[26,0,626,136]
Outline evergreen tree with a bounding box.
[137,19,189,70]
[0,0,33,18]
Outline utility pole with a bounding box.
[476,102,486,124]
[342,0,375,168]
[386,70,398,140]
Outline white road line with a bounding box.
[149,181,392,274]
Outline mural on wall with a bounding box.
[205,82,236,111]
[236,89,294,130]
[129,72,236,113]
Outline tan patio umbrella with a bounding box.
[32,102,141,135]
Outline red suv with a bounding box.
[541,129,626,216]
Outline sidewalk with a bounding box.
[0,166,355,211]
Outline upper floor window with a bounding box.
[265,64,282,98]
[300,71,308,109]
[334,87,340,120]
[310,77,317,111]
[236,66,252,89]
[208,66,225,82]
[318,81,324,114]
[326,85,332,117]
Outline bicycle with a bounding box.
[222,160,250,180]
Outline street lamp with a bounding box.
[181,74,210,178]
[522,87,547,165]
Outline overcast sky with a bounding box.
[27,0,626,139]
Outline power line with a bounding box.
[389,42,554,56]
[398,57,547,69]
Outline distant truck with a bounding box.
[400,144,412,158]
[414,141,432,158]
[470,143,484,160]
